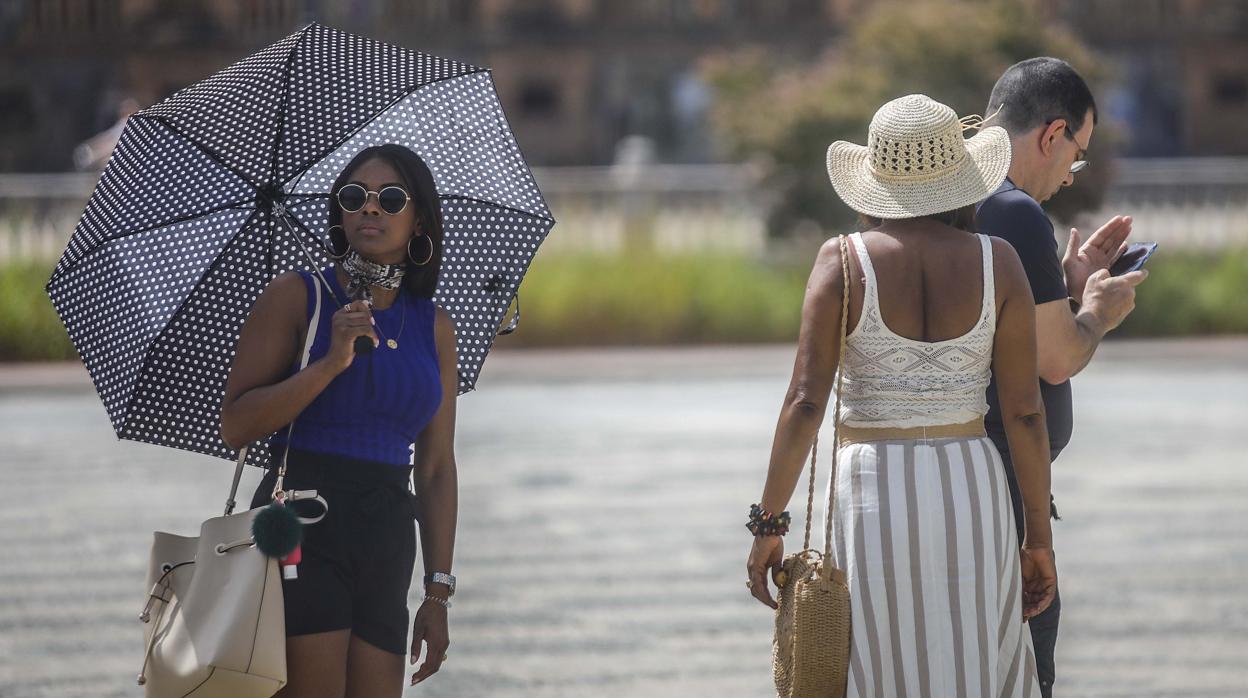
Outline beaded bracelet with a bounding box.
[423,595,452,610]
[746,503,791,537]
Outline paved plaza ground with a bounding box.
[1,338,1245,697]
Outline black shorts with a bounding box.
[250,448,419,655]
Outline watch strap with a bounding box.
[425,571,456,594]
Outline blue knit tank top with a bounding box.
[271,268,442,466]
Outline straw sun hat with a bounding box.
[825,94,1011,219]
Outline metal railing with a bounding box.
[3,159,1246,263]
[1076,158,1248,249]
[0,165,772,262]
[0,173,96,261]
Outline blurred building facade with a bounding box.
[1045,0,1248,157]
[2,0,1246,172]
[0,0,862,171]
[1,0,1246,261]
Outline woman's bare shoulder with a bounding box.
[432,304,458,348]
[250,271,307,321]
[809,235,849,291]
[266,270,306,293]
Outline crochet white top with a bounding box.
[838,232,996,429]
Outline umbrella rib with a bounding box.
[440,194,557,224]
[116,207,264,440]
[480,70,556,222]
[282,70,487,193]
[141,114,262,191]
[46,198,257,290]
[265,206,274,280]
[273,208,350,309]
[267,25,313,188]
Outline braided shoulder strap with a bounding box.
[799,234,852,554]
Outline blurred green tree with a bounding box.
[701,0,1112,237]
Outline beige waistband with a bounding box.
[837,418,986,446]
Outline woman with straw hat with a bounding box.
[746,94,1056,696]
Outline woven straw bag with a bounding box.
[772,235,852,698]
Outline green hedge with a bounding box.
[0,260,76,361]
[1114,247,1248,337]
[2,249,1245,361]
[509,247,1248,345]
[505,253,809,346]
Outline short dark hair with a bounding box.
[328,144,443,300]
[986,57,1098,136]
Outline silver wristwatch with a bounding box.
[425,572,456,596]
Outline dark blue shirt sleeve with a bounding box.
[976,192,1068,305]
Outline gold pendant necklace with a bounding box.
[372,293,406,349]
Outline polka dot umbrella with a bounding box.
[45,23,555,467]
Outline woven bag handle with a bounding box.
[799,234,852,554]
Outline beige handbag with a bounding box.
[772,234,853,698]
[136,276,329,696]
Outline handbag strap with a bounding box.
[222,272,324,515]
[799,234,852,554]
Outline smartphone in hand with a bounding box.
[1109,242,1158,276]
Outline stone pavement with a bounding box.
[0,339,1245,697]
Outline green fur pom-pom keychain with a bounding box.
[251,502,303,559]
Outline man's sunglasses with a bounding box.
[336,183,411,215]
[1051,121,1090,174]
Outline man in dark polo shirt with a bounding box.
[977,57,1149,698]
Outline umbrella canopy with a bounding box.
[46,23,554,466]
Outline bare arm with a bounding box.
[994,239,1062,619]
[415,307,459,591]
[1036,267,1148,384]
[758,238,845,515]
[992,240,1052,549]
[220,272,377,449]
[1034,299,1104,384]
[747,238,845,608]
[409,306,459,684]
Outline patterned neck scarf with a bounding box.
[340,250,405,305]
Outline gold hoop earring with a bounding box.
[408,234,434,266]
[326,225,350,260]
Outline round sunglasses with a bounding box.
[336,183,411,215]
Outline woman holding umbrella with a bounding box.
[221,144,457,696]
[46,23,554,696]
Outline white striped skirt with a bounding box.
[822,436,1042,698]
